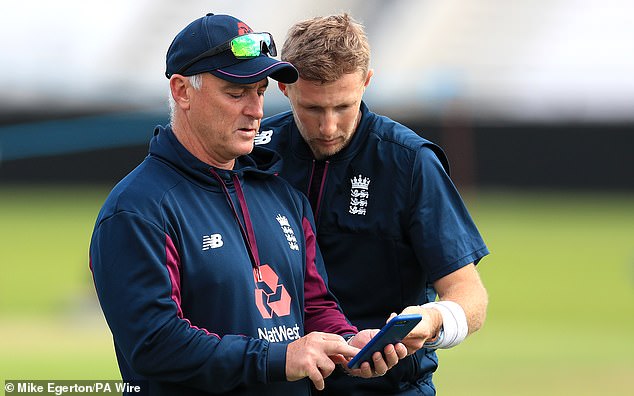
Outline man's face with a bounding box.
[187,73,267,167]
[280,71,372,160]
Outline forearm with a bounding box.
[428,263,488,338]
[400,264,487,352]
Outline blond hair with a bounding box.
[281,13,370,83]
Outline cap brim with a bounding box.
[210,56,298,84]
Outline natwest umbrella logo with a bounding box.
[254,264,291,318]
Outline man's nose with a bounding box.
[244,92,264,119]
[319,111,337,136]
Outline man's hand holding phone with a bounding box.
[343,314,420,377]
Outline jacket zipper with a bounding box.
[307,160,329,225]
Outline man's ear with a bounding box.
[170,74,191,110]
[278,81,288,97]
[364,69,374,88]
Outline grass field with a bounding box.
[1,185,633,394]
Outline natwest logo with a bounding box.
[257,323,301,342]
[253,264,291,318]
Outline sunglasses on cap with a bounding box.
[175,32,277,76]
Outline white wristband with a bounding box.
[421,301,468,349]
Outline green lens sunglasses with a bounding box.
[174,32,277,76]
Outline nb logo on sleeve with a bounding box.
[202,234,224,250]
[254,130,273,145]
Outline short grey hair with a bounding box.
[168,74,203,125]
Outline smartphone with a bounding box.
[347,313,422,369]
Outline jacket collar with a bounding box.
[149,124,282,187]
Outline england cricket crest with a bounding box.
[349,174,370,215]
[276,214,299,251]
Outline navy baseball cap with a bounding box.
[165,13,298,84]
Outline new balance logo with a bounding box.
[202,234,223,250]
[254,130,273,145]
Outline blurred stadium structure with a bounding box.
[1,0,633,189]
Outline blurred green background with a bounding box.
[1,185,632,395]
[2,1,634,394]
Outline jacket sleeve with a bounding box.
[408,146,489,282]
[299,201,358,336]
[90,211,288,393]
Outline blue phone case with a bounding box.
[347,313,422,369]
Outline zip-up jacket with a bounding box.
[89,125,357,395]
[258,102,489,395]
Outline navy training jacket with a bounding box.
[258,102,489,395]
[89,125,357,395]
